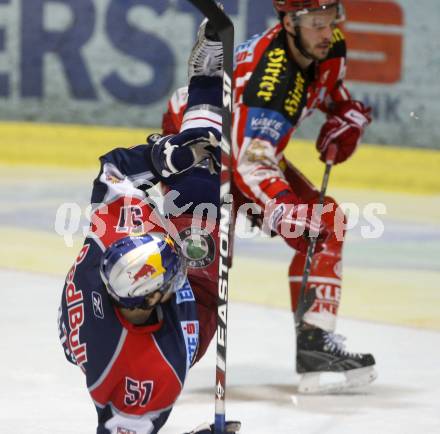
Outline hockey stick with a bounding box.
[295,144,338,327]
[186,2,234,433]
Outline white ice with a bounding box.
[1,269,439,434]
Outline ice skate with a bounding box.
[296,325,377,394]
[188,18,223,79]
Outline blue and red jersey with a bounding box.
[59,239,199,433]
[58,95,221,433]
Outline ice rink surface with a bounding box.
[1,167,440,433]
[1,269,440,434]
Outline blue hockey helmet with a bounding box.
[100,233,187,309]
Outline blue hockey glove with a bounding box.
[149,127,220,179]
[183,420,241,434]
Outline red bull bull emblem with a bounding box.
[129,262,156,283]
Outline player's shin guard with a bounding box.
[288,199,377,393]
[289,247,342,332]
[289,197,345,331]
[290,247,378,393]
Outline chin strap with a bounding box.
[292,26,315,60]
[294,28,311,59]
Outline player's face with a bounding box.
[296,8,338,60]
[119,291,173,325]
[140,289,173,310]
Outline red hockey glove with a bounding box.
[266,193,331,255]
[317,100,372,165]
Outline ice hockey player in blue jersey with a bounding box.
[58,19,240,434]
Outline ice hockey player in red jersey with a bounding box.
[58,20,241,434]
[163,0,377,394]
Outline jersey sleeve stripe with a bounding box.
[181,108,223,133]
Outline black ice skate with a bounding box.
[296,325,377,394]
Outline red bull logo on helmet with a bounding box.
[130,263,157,283]
[128,252,166,283]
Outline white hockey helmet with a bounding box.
[100,233,187,309]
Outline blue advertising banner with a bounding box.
[0,0,439,148]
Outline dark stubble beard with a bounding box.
[287,28,330,62]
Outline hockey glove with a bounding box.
[183,420,241,434]
[266,192,330,255]
[149,127,220,179]
[316,100,372,165]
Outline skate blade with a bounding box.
[298,366,378,394]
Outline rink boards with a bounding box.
[0,121,440,193]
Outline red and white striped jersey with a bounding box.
[232,24,351,207]
[162,24,351,209]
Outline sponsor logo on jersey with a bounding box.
[245,139,272,163]
[91,291,104,319]
[331,27,345,44]
[235,33,260,65]
[62,244,90,369]
[250,113,283,139]
[244,34,311,124]
[181,320,199,368]
[175,281,195,304]
[284,72,306,118]
[179,227,215,269]
[245,108,291,145]
[257,47,287,102]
